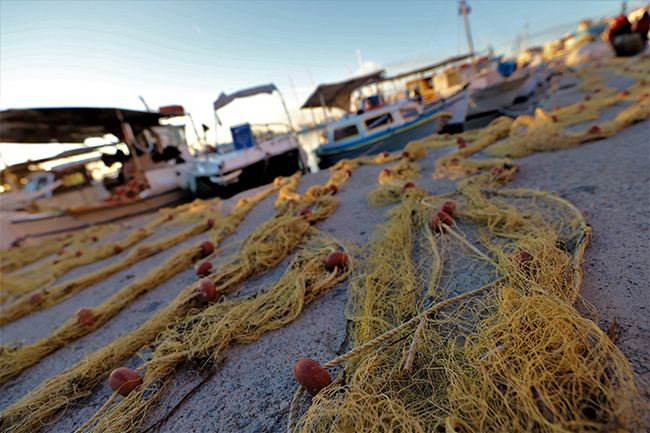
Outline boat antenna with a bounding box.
[138,96,152,112]
[275,89,295,133]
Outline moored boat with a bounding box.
[0,106,194,247]
[303,72,469,168]
[188,84,308,197]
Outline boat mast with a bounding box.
[459,0,477,72]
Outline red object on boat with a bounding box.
[158,105,185,116]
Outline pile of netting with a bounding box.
[394,58,649,163]
[0,197,227,305]
[0,180,285,383]
[0,168,354,433]
[288,172,646,432]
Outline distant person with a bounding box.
[408,88,423,105]
[609,14,644,56]
[632,11,649,46]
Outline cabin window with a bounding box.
[36,177,49,191]
[334,124,359,142]
[62,172,86,187]
[399,108,419,120]
[364,113,393,130]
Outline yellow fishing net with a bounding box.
[289,174,645,433]
[0,224,117,273]
[1,58,647,433]
[81,229,352,433]
[0,170,350,433]
[0,197,230,304]
[0,181,285,383]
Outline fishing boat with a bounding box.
[0,106,194,247]
[188,84,308,197]
[302,71,469,168]
[455,0,542,118]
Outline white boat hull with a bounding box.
[467,73,531,117]
[2,188,190,248]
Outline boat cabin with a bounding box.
[324,100,423,146]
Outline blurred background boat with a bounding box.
[301,71,470,168]
[188,84,308,197]
[0,106,193,246]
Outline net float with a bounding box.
[551,115,559,123]
[196,261,212,277]
[401,182,415,193]
[345,169,352,177]
[490,166,505,176]
[200,241,214,257]
[92,236,98,242]
[57,250,65,256]
[440,200,456,215]
[381,169,391,176]
[198,279,216,303]
[113,245,123,254]
[299,208,312,217]
[327,184,338,195]
[293,358,332,396]
[167,214,174,220]
[30,292,44,305]
[583,95,591,101]
[587,125,601,134]
[207,218,215,229]
[401,150,410,158]
[75,250,83,257]
[76,308,96,327]
[512,251,533,274]
[381,152,390,157]
[53,260,60,265]
[325,251,348,270]
[108,367,142,397]
[429,211,452,234]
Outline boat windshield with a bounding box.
[365,113,393,130]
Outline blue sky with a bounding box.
[0,0,635,165]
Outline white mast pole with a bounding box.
[459,0,477,73]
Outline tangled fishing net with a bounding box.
[0,182,285,383]
[80,229,352,433]
[0,169,352,433]
[1,56,647,433]
[289,173,646,433]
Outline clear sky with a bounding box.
[0,0,636,167]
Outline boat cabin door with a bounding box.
[24,172,56,198]
[230,123,256,150]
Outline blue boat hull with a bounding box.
[315,85,469,169]
[315,113,449,169]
